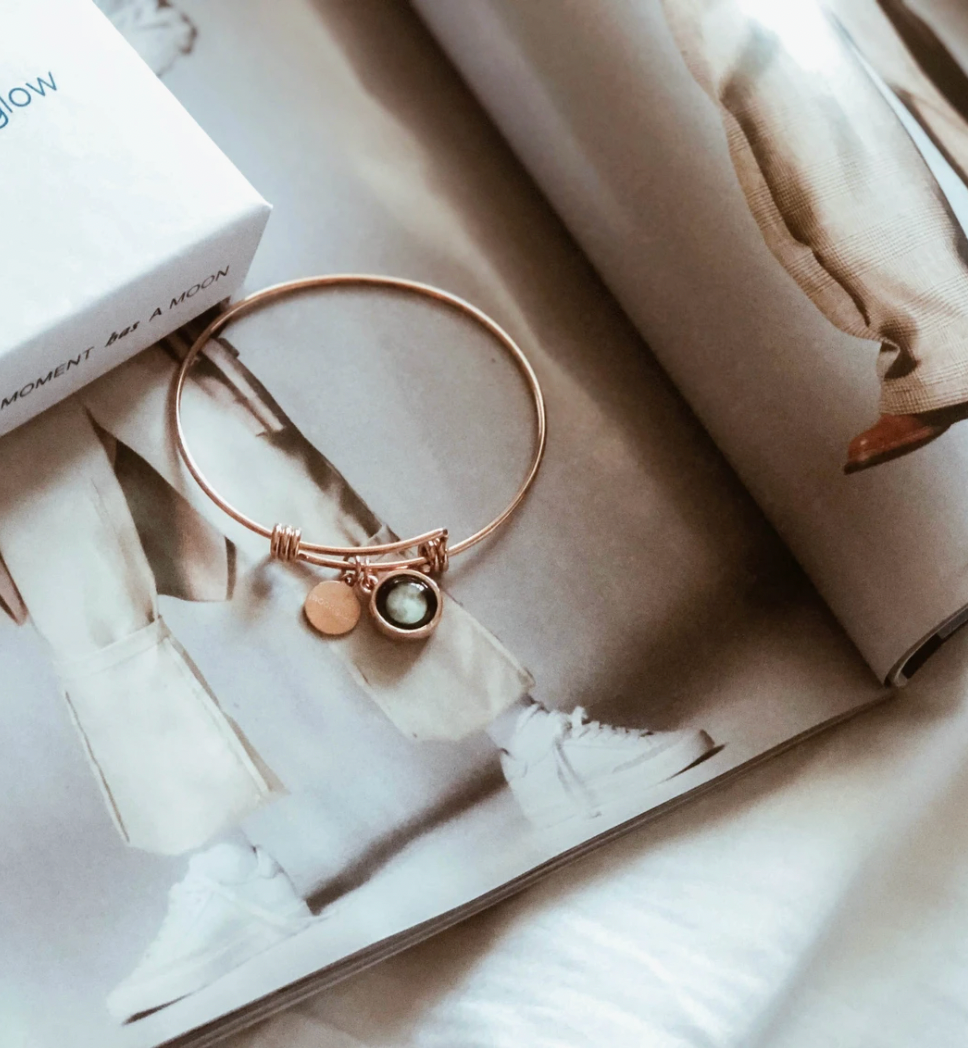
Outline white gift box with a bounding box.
[0,0,270,437]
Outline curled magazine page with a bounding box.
[413,0,968,684]
[0,2,886,1047]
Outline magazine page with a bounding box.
[412,0,968,685]
[0,2,883,1047]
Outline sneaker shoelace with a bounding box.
[538,708,663,816]
[542,709,601,815]
[562,707,656,744]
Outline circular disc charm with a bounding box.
[304,580,362,636]
[370,570,442,641]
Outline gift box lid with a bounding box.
[0,0,270,434]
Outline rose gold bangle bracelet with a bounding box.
[172,274,546,642]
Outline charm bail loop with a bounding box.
[270,524,302,563]
[419,531,449,575]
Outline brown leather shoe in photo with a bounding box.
[843,413,950,474]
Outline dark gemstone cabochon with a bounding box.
[374,573,439,630]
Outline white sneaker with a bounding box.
[107,843,313,1023]
[501,706,715,828]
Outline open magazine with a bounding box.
[3,1,960,1045]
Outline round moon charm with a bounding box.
[370,570,442,641]
[304,579,362,636]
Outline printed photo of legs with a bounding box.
[660,0,968,474]
[0,324,716,1024]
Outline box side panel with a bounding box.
[0,203,269,438]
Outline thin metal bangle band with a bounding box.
[172,274,547,575]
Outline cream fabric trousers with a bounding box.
[662,0,968,414]
[0,343,531,855]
